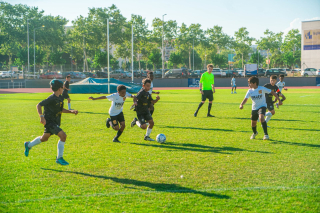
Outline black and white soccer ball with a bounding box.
[156,134,166,144]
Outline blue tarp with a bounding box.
[69,78,141,94]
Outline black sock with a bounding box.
[196,102,204,113]
[208,103,212,115]
[261,121,268,135]
[115,130,123,139]
[252,126,257,134]
[280,98,284,102]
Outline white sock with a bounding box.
[68,103,71,110]
[57,140,65,158]
[28,136,41,148]
[265,114,273,123]
[146,127,152,136]
[136,121,141,127]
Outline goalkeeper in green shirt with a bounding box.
[194,64,215,117]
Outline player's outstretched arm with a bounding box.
[36,103,46,125]
[62,108,78,115]
[152,91,160,94]
[151,96,160,104]
[239,98,248,109]
[271,91,282,105]
[89,96,106,100]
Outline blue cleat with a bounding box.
[24,142,30,157]
[56,157,69,165]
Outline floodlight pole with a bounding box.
[132,23,134,82]
[162,14,166,78]
[193,39,194,71]
[107,19,110,94]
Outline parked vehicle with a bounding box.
[189,70,206,78]
[40,72,63,79]
[0,71,11,78]
[109,69,129,78]
[223,70,239,77]
[63,71,86,79]
[96,71,109,78]
[211,68,226,77]
[301,68,318,76]
[164,69,189,78]
[154,70,163,78]
[84,72,97,78]
[291,69,301,73]
[237,70,245,77]
[140,70,148,78]
[124,71,132,78]
[257,69,266,76]
[264,69,287,77]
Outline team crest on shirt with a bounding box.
[259,90,262,94]
[113,120,117,124]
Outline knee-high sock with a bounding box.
[57,140,65,158]
[252,126,257,134]
[115,130,123,139]
[208,103,212,115]
[265,112,272,123]
[195,102,204,113]
[68,103,71,110]
[28,136,41,148]
[261,121,268,135]
[146,127,152,136]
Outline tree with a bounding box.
[248,51,265,66]
[148,48,161,70]
[169,51,182,68]
[233,27,254,68]
[211,53,227,68]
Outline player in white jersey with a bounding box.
[239,77,282,140]
[275,74,287,108]
[231,76,237,94]
[89,85,134,143]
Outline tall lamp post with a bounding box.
[162,14,167,78]
[34,25,45,79]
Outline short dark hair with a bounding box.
[280,74,285,78]
[271,75,277,80]
[248,76,259,85]
[50,79,63,91]
[66,75,71,79]
[207,64,213,69]
[142,78,151,85]
[117,85,126,92]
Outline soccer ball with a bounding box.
[156,134,166,144]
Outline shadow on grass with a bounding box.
[41,168,230,199]
[131,142,272,154]
[158,125,251,133]
[80,111,108,115]
[280,127,320,132]
[270,140,320,148]
[231,117,318,123]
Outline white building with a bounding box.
[301,20,320,70]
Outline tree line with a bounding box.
[0,2,301,72]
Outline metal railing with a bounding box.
[0,82,25,89]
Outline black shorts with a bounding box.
[62,92,69,99]
[137,112,153,125]
[251,107,266,121]
[267,102,274,111]
[44,122,63,135]
[110,112,125,127]
[202,90,213,101]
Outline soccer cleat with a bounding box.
[130,104,135,110]
[56,157,69,165]
[113,137,121,143]
[144,136,155,141]
[231,92,233,94]
[207,114,215,117]
[194,111,198,117]
[250,132,258,139]
[106,118,111,128]
[234,91,237,94]
[131,117,137,127]
[276,103,279,109]
[263,135,269,140]
[24,142,31,157]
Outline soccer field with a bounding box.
[0,89,319,212]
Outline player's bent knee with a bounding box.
[113,126,119,131]
[141,124,147,129]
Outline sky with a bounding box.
[9,0,320,41]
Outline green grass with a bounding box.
[0,89,319,212]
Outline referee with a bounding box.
[194,64,215,117]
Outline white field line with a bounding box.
[1,185,319,204]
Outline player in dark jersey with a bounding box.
[130,78,160,141]
[24,80,78,165]
[263,75,281,125]
[62,75,72,110]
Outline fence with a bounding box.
[0,81,25,89]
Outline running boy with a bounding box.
[89,85,134,143]
[231,75,237,94]
[264,75,282,124]
[194,64,215,117]
[24,80,78,165]
[275,74,287,108]
[62,75,72,110]
[239,76,282,140]
[131,78,160,141]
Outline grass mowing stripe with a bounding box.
[2,185,319,204]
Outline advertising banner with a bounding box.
[304,29,320,50]
[188,78,200,87]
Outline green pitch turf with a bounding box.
[0,89,319,212]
